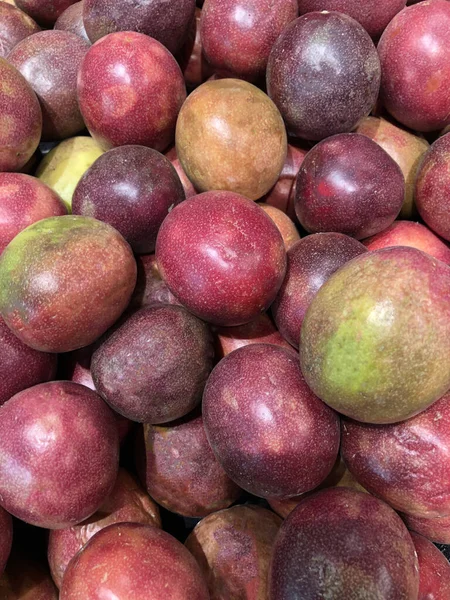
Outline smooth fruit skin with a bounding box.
[0,507,12,577]
[77,32,186,152]
[129,254,180,311]
[7,30,90,141]
[14,0,78,26]
[185,505,281,600]
[0,2,40,57]
[203,344,340,499]
[416,133,450,242]
[0,57,42,172]
[378,0,450,132]
[269,488,419,600]
[300,246,450,424]
[294,133,405,239]
[176,8,214,91]
[0,215,137,353]
[164,145,197,199]
[267,12,380,141]
[411,532,450,600]
[272,233,367,348]
[0,381,119,529]
[54,2,90,43]
[258,204,300,251]
[175,79,287,201]
[156,191,287,326]
[60,523,210,600]
[403,513,450,546]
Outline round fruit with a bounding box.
[54,2,90,43]
[14,0,78,26]
[0,1,40,58]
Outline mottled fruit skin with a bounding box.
[298,0,406,38]
[0,553,58,599]
[92,305,214,423]
[72,145,185,254]
[54,2,90,43]
[176,79,287,200]
[0,2,40,58]
[0,381,119,529]
[355,116,429,219]
[60,523,210,600]
[137,414,241,518]
[48,469,161,588]
[272,233,367,348]
[416,133,450,243]
[0,173,67,254]
[203,344,340,498]
[8,31,89,141]
[14,0,78,26]
[300,247,450,424]
[403,513,450,545]
[258,204,300,251]
[0,215,137,353]
[177,8,214,90]
[156,192,287,326]
[0,507,12,577]
[77,32,186,152]
[412,532,450,600]
[186,505,281,600]
[364,221,450,266]
[83,0,195,55]
[129,254,179,311]
[267,12,380,141]
[295,133,404,239]
[269,488,419,600]
[378,0,450,132]
[0,57,42,172]
[201,0,298,81]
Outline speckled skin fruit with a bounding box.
[60,522,210,600]
[378,0,450,132]
[0,215,136,353]
[295,133,404,239]
[185,505,281,600]
[267,12,380,141]
[300,246,450,424]
[0,316,56,407]
[78,32,186,152]
[203,344,340,498]
[14,0,78,26]
[129,254,180,311]
[177,9,214,90]
[403,513,450,545]
[258,204,300,251]
[156,192,287,326]
[355,116,429,219]
[0,173,67,254]
[48,469,161,589]
[176,79,287,200]
[0,507,12,577]
[72,145,185,254]
[0,381,119,529]
[0,2,39,58]
[83,0,195,54]
[91,305,214,423]
[0,553,58,599]
[269,488,419,600]
[137,414,241,518]
[272,233,367,348]
[54,2,90,44]
[364,221,450,266]
[416,133,450,243]
[411,532,450,600]
[164,146,197,199]
[298,0,406,38]
[7,31,89,141]
[342,392,450,518]
[200,0,298,81]
[0,57,41,172]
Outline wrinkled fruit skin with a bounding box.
[60,523,210,600]
[272,233,367,348]
[83,0,195,55]
[300,247,450,424]
[0,552,58,599]
[203,344,340,498]
[48,468,161,588]
[411,532,450,600]
[267,12,380,141]
[0,57,42,172]
[0,507,12,577]
[0,215,137,353]
[54,2,90,43]
[0,2,40,58]
[378,0,450,132]
[8,30,89,141]
[14,0,78,26]
[176,78,287,200]
[156,191,287,326]
[0,381,119,529]
[129,254,180,311]
[185,505,281,600]
[137,414,241,518]
[270,488,419,600]
[77,32,186,152]
[72,145,185,254]
[416,133,450,243]
[92,305,214,423]
[295,133,404,239]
